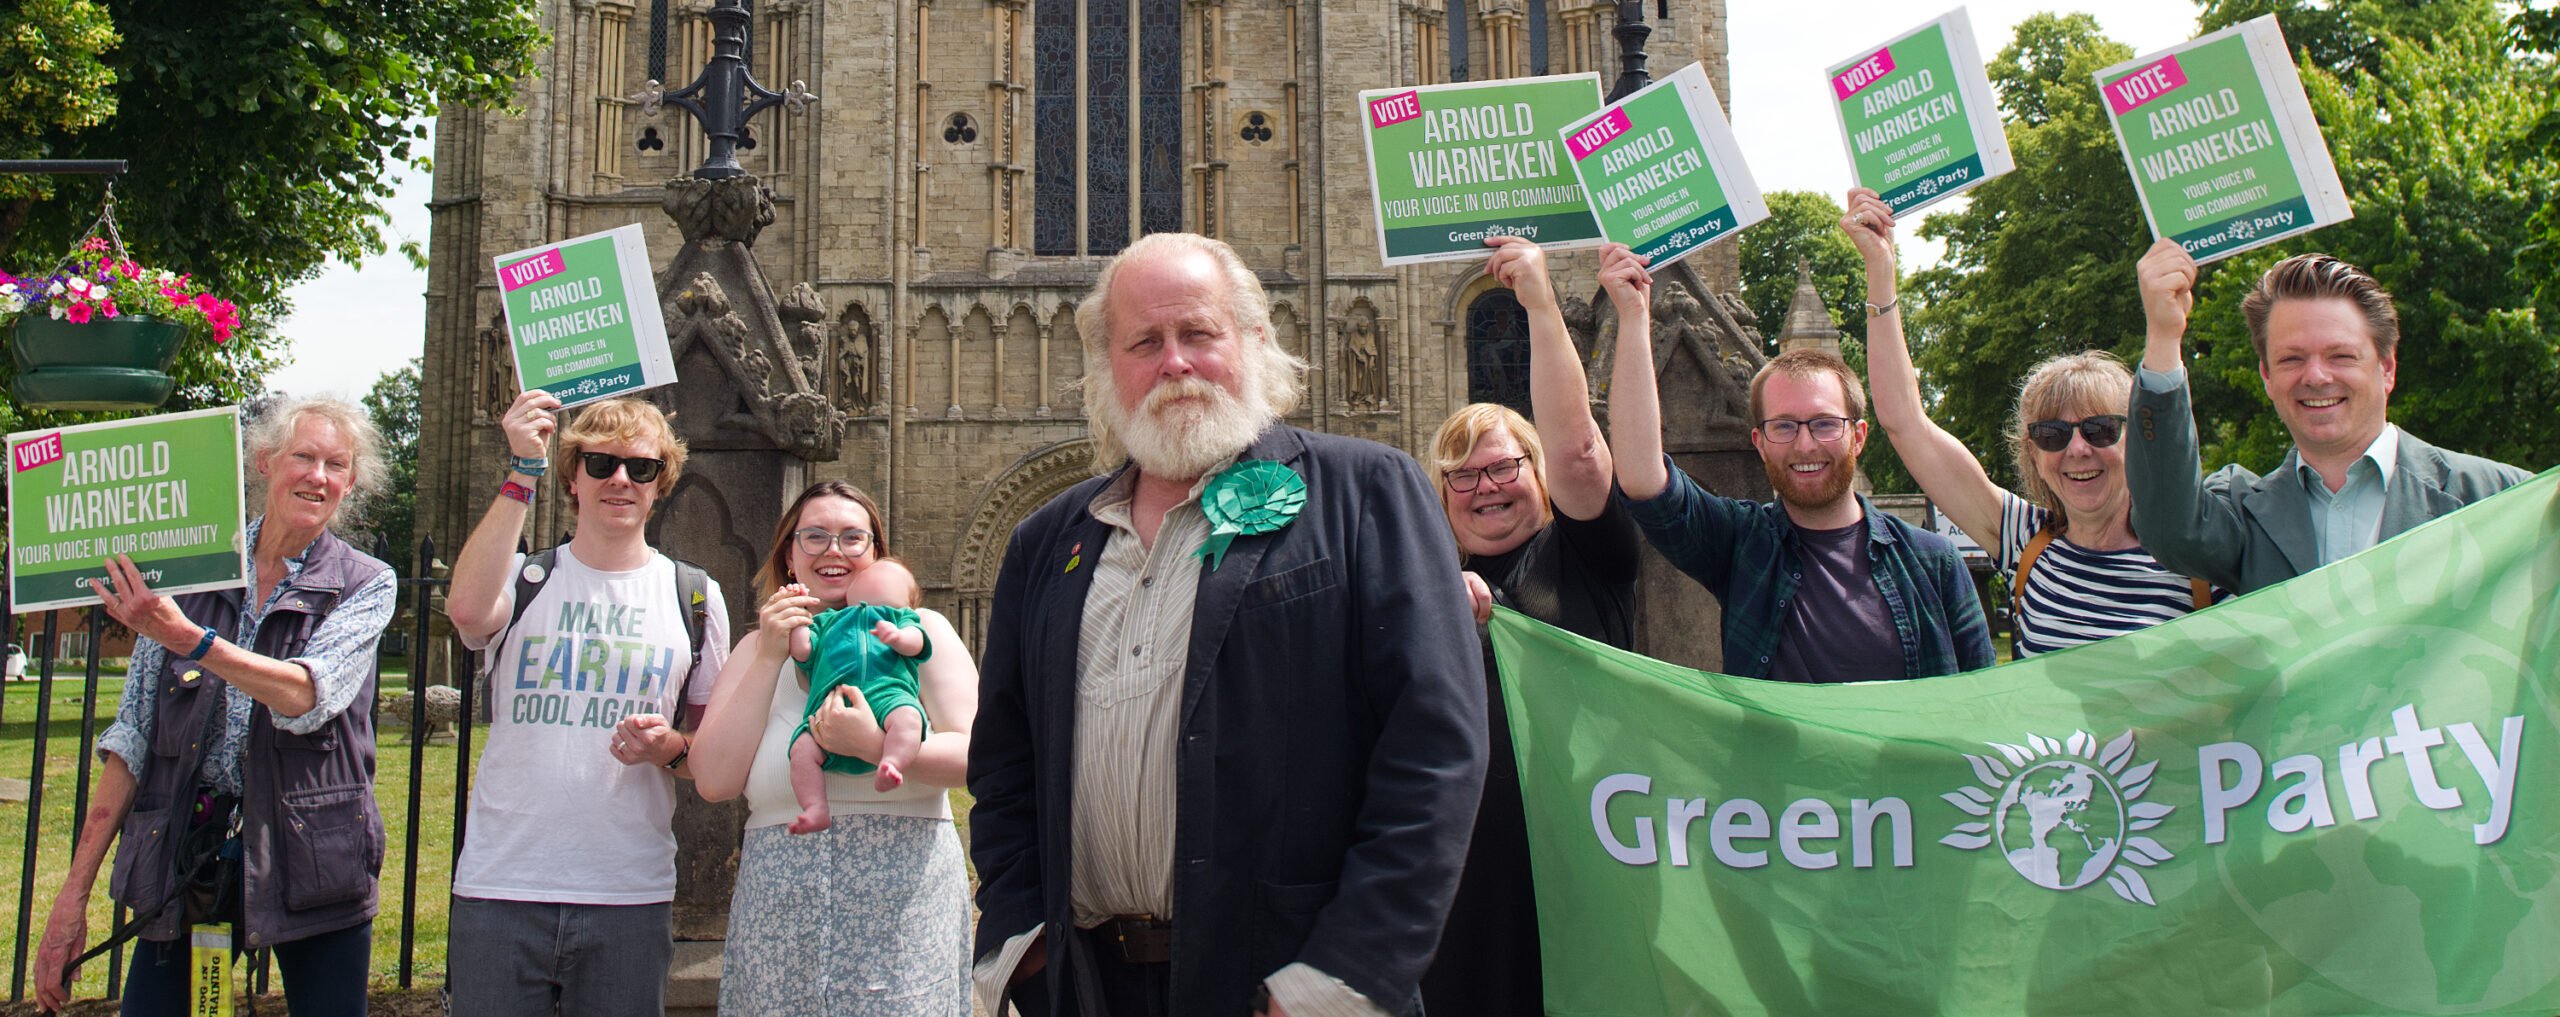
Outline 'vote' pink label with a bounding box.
[1369,90,1422,129]
[498,250,566,292]
[1832,48,1896,100]
[2104,56,2188,115]
[13,433,62,473]
[1565,109,1633,161]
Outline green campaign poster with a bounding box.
[494,223,676,407]
[1360,73,1608,265]
[1557,62,1766,271]
[1827,7,2014,216]
[2096,14,2351,264]
[8,407,246,612]
[1489,469,2560,1016]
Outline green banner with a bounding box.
[494,223,677,407]
[7,407,246,612]
[2096,14,2352,264]
[1827,10,2014,216]
[1359,74,1608,265]
[1490,470,2560,1016]
[1557,62,1766,271]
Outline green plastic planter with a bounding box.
[9,314,184,411]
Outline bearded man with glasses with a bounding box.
[1609,240,1991,682]
[442,393,732,1016]
[1839,188,2217,659]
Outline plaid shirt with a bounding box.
[1620,456,1993,680]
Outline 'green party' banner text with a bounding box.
[8,407,247,612]
[1491,470,2560,1016]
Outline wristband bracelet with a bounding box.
[508,455,548,477]
[663,736,691,771]
[499,480,536,504]
[182,628,219,661]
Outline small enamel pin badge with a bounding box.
[1064,541,1083,574]
[180,669,202,686]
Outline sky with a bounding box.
[267,1,2208,398]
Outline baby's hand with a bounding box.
[873,619,926,657]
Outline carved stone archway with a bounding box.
[947,438,1100,649]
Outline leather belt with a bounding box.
[1098,914,1173,964]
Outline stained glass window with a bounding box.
[1467,291,1533,415]
[1138,0,1183,238]
[1529,0,1549,75]
[1448,0,1470,82]
[649,0,668,83]
[1030,0,1184,256]
[1085,0,1131,254]
[1034,0,1077,255]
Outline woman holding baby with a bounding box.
[688,480,979,1015]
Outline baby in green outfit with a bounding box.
[787,558,931,833]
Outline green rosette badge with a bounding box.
[1194,459,1309,570]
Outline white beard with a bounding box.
[1113,376,1273,480]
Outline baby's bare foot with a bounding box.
[873,760,905,793]
[788,806,832,835]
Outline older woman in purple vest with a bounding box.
[34,396,397,1015]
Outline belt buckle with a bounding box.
[1107,913,1171,964]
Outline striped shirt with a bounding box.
[1992,492,2215,658]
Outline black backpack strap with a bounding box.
[475,548,559,725]
[670,558,710,727]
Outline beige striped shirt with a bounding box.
[1069,466,1212,923]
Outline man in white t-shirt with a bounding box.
[444,393,730,1017]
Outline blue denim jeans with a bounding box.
[121,921,371,1016]
[446,897,673,1017]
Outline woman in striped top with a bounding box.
[1841,187,2214,657]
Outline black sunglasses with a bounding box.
[2025,415,2128,452]
[577,451,667,483]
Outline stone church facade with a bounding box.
[419,0,1738,650]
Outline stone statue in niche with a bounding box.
[1341,309,1388,411]
[475,312,518,423]
[838,306,877,411]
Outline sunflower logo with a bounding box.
[1940,729,2177,906]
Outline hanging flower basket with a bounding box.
[1,197,242,412]
[9,313,186,410]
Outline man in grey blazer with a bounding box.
[2127,239,2528,595]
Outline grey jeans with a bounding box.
[448,896,674,1017]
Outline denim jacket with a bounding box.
[1620,456,1993,680]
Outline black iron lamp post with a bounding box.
[631,0,817,180]
[1610,0,1656,102]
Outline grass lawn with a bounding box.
[1,671,460,1005]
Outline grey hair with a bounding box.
[1073,233,1308,471]
[244,395,384,533]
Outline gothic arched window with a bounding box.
[1465,290,1532,415]
[1034,0,1184,257]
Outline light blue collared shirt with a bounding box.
[2294,423,2398,565]
[95,519,398,795]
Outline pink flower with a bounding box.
[65,302,92,323]
[80,237,109,253]
[99,301,119,319]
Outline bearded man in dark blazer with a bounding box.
[968,232,1488,1017]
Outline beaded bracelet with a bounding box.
[499,480,536,504]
